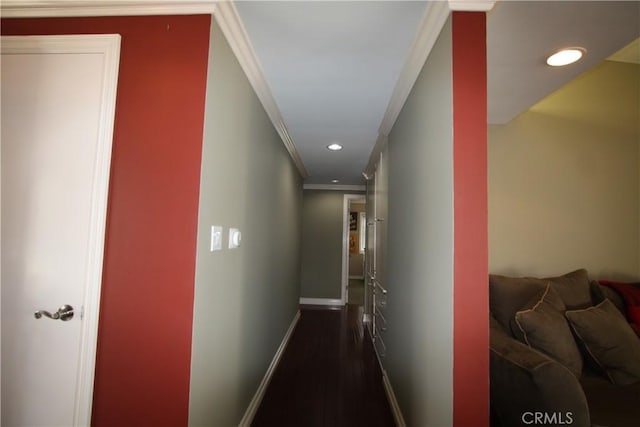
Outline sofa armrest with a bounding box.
[490,323,590,427]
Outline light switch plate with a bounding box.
[211,226,223,251]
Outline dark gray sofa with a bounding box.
[489,269,640,427]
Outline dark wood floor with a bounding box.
[251,305,396,427]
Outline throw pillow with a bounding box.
[544,268,592,310]
[565,299,640,385]
[598,280,640,336]
[512,283,583,377]
[490,269,593,331]
[489,274,547,331]
[593,281,625,312]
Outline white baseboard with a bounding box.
[238,310,301,427]
[349,275,365,280]
[299,297,343,306]
[383,370,407,427]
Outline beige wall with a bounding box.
[189,20,303,426]
[489,61,640,281]
[383,18,454,426]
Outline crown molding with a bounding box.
[2,1,309,179]
[366,1,449,176]
[0,0,216,17]
[448,0,496,12]
[377,0,450,139]
[365,0,495,176]
[213,1,308,178]
[303,184,366,192]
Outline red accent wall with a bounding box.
[2,15,211,427]
[452,11,489,427]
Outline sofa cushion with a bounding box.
[490,269,592,331]
[512,284,583,377]
[580,371,640,427]
[490,320,590,427]
[544,268,592,310]
[596,283,626,313]
[566,299,640,385]
[598,280,640,336]
[490,275,547,331]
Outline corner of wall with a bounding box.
[384,16,454,426]
[451,10,489,427]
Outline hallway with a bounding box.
[252,305,395,427]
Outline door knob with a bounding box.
[34,304,74,321]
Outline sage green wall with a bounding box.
[489,61,640,281]
[300,190,364,300]
[189,20,303,426]
[384,19,454,426]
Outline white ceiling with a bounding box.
[487,0,640,125]
[235,1,428,185]
[234,1,640,185]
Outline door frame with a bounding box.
[341,194,366,305]
[1,34,121,425]
[363,169,376,324]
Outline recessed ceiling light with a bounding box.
[327,143,343,151]
[546,48,586,67]
[331,179,340,183]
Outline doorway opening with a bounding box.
[342,195,366,306]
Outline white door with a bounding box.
[1,35,120,427]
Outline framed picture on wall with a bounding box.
[350,212,358,231]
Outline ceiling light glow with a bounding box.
[327,143,343,151]
[331,179,340,183]
[546,48,585,67]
